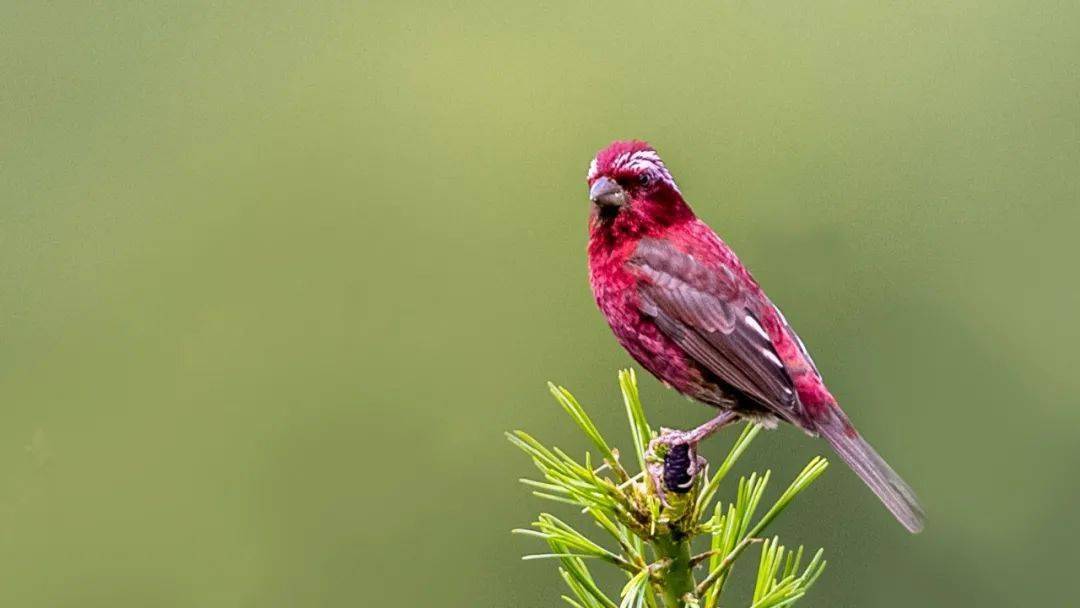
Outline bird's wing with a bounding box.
[629,238,801,421]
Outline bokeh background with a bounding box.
[3,1,1079,606]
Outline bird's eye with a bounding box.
[638,173,651,186]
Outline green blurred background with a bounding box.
[2,1,1078,605]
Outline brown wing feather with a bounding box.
[631,239,800,420]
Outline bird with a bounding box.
[585,139,925,533]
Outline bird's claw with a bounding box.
[646,428,707,505]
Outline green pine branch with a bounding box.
[509,369,828,608]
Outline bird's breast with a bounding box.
[588,248,701,394]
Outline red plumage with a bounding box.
[586,140,925,533]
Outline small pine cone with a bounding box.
[663,443,693,494]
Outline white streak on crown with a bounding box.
[587,157,599,180]
[586,148,680,194]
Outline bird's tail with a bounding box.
[815,408,926,533]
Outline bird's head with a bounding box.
[586,140,693,237]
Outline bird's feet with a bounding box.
[646,428,708,502]
[646,411,739,503]
[648,427,708,494]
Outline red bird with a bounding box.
[586,140,925,533]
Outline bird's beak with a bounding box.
[589,176,626,208]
